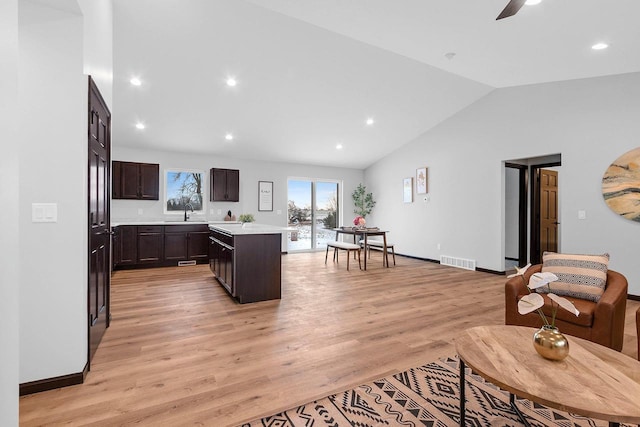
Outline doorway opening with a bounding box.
[287,178,340,252]
[504,154,561,271]
[505,163,527,270]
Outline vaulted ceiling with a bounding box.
[112,0,640,169]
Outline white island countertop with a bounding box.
[209,222,294,235]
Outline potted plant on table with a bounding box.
[509,264,580,361]
[352,184,376,225]
[238,213,255,223]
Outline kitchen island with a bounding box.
[209,223,290,304]
[110,220,290,304]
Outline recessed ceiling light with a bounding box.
[525,0,541,5]
[225,133,234,140]
[226,77,237,87]
[135,122,145,130]
[591,42,609,50]
[336,144,343,150]
[366,118,375,126]
[130,77,142,86]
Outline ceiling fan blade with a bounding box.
[496,0,527,20]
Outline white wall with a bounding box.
[112,147,364,229]
[365,72,640,295]
[19,1,88,383]
[0,0,20,423]
[79,0,113,108]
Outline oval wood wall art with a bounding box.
[602,146,640,222]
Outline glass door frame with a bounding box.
[287,177,342,252]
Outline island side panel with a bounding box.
[234,233,282,304]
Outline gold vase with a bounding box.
[533,325,569,361]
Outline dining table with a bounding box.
[333,227,389,271]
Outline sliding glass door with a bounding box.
[287,179,339,252]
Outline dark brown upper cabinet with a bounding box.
[112,161,159,200]
[210,168,239,202]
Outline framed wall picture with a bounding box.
[164,169,205,214]
[258,181,273,211]
[416,167,428,194]
[403,177,413,203]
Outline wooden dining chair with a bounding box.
[359,239,396,266]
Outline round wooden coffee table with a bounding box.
[456,325,640,426]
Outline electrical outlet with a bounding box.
[137,208,143,215]
[217,209,222,215]
[277,210,282,215]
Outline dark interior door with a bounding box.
[539,169,559,260]
[531,165,560,264]
[88,76,111,366]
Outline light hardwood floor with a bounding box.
[20,252,640,426]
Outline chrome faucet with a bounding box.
[184,203,194,221]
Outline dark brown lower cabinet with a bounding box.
[112,225,136,270]
[187,229,210,261]
[164,225,210,262]
[112,227,121,270]
[112,224,210,270]
[164,227,189,262]
[209,230,234,295]
[137,226,164,264]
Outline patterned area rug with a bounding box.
[241,356,632,426]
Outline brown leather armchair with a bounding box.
[505,264,628,351]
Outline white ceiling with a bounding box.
[112,0,640,169]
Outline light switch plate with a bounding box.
[32,203,57,223]
[578,210,586,220]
